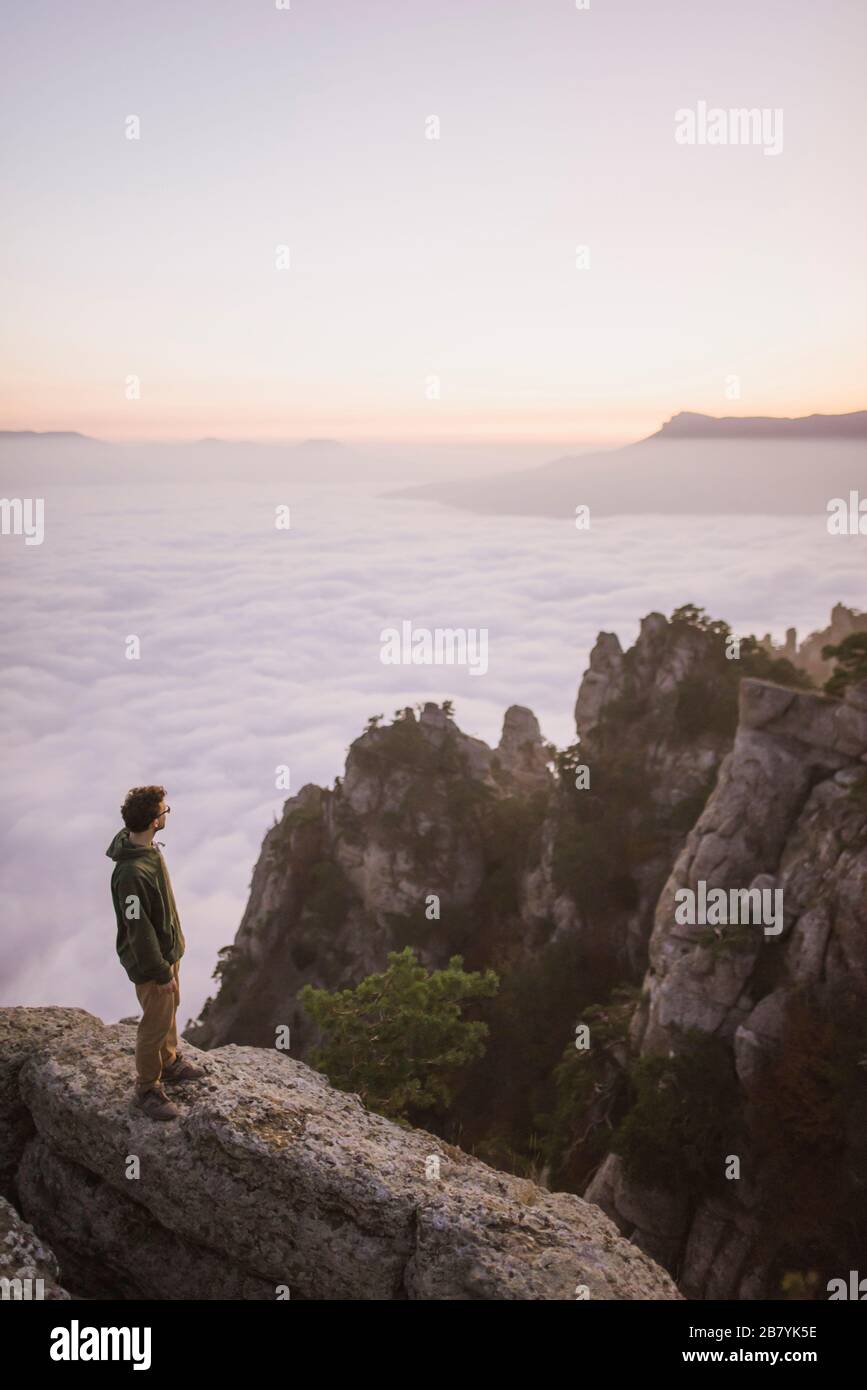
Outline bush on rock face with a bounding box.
[299,946,499,1124]
[823,631,867,696]
[611,1030,742,1196]
[746,990,867,1284]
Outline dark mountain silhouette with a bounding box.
[0,430,104,443]
[648,409,867,440]
[388,410,867,517]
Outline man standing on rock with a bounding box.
[107,786,206,1121]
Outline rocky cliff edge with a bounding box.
[0,1007,680,1301]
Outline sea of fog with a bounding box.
[1,458,863,1030]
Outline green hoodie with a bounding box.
[106,829,186,985]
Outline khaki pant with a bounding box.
[133,960,180,1091]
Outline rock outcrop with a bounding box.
[524,611,745,975]
[185,611,815,1183]
[635,677,867,1054]
[189,615,812,1068]
[760,602,867,684]
[585,677,867,1298]
[0,1007,680,1301]
[187,701,554,1058]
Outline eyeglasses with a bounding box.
[158,806,171,816]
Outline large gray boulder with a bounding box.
[0,1006,681,1301]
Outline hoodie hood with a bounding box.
[106,828,157,861]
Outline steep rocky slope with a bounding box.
[189,613,754,1060]
[187,701,553,1058]
[186,609,808,1175]
[522,610,748,977]
[0,1007,680,1301]
[583,677,867,1298]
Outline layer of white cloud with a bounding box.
[1,457,864,1033]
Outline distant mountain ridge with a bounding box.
[389,409,867,517]
[648,409,867,441]
[0,430,103,442]
[4,412,866,511]
[0,431,346,448]
[5,411,865,449]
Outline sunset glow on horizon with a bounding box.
[2,0,865,445]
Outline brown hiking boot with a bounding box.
[161,1051,206,1084]
[129,1082,180,1121]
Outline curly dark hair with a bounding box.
[121,785,166,832]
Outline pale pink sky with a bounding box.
[1,0,865,442]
